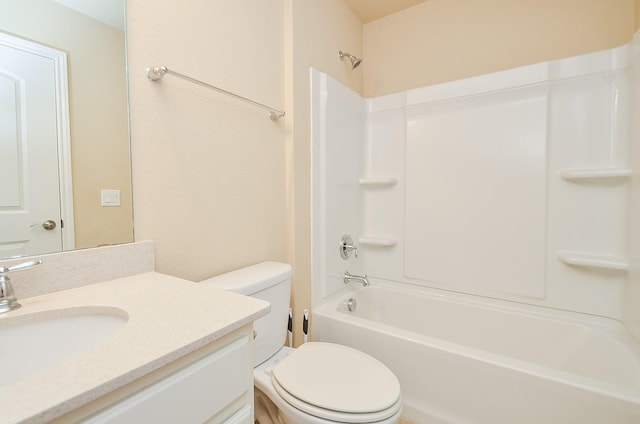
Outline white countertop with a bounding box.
[0,272,269,424]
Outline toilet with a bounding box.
[200,261,402,424]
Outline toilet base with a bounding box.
[255,387,286,424]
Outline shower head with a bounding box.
[339,50,362,69]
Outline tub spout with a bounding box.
[343,271,369,287]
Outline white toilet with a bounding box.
[200,261,402,424]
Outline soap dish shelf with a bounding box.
[557,251,629,271]
[558,168,631,182]
[359,177,398,187]
[359,236,397,247]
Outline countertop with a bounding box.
[0,272,269,424]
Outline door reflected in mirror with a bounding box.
[0,0,133,259]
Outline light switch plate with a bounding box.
[101,189,121,206]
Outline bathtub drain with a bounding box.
[346,298,357,312]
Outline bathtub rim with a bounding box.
[323,276,633,332]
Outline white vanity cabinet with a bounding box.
[1,272,269,424]
[54,326,255,424]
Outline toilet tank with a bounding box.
[200,261,292,366]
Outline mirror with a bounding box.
[0,0,133,259]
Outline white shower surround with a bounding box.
[312,32,637,320]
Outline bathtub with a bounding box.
[312,285,640,423]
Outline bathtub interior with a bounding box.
[313,293,640,424]
[329,285,640,389]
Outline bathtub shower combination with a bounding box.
[311,32,640,423]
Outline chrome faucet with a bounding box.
[0,259,42,314]
[343,271,369,287]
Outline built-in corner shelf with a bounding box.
[558,168,631,182]
[557,251,629,271]
[359,177,398,187]
[359,236,397,247]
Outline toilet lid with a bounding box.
[271,342,401,416]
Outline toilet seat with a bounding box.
[271,342,402,422]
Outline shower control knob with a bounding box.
[339,235,359,260]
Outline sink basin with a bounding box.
[0,308,128,387]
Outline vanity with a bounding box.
[0,270,269,424]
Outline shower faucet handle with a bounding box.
[339,235,359,260]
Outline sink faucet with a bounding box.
[0,259,42,314]
[343,271,369,287]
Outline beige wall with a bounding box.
[286,0,363,345]
[127,0,360,345]
[1,0,133,250]
[127,0,287,282]
[70,24,131,249]
[363,0,636,97]
[126,0,636,345]
[636,0,640,30]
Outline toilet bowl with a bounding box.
[200,262,402,424]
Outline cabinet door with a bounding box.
[85,336,251,423]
